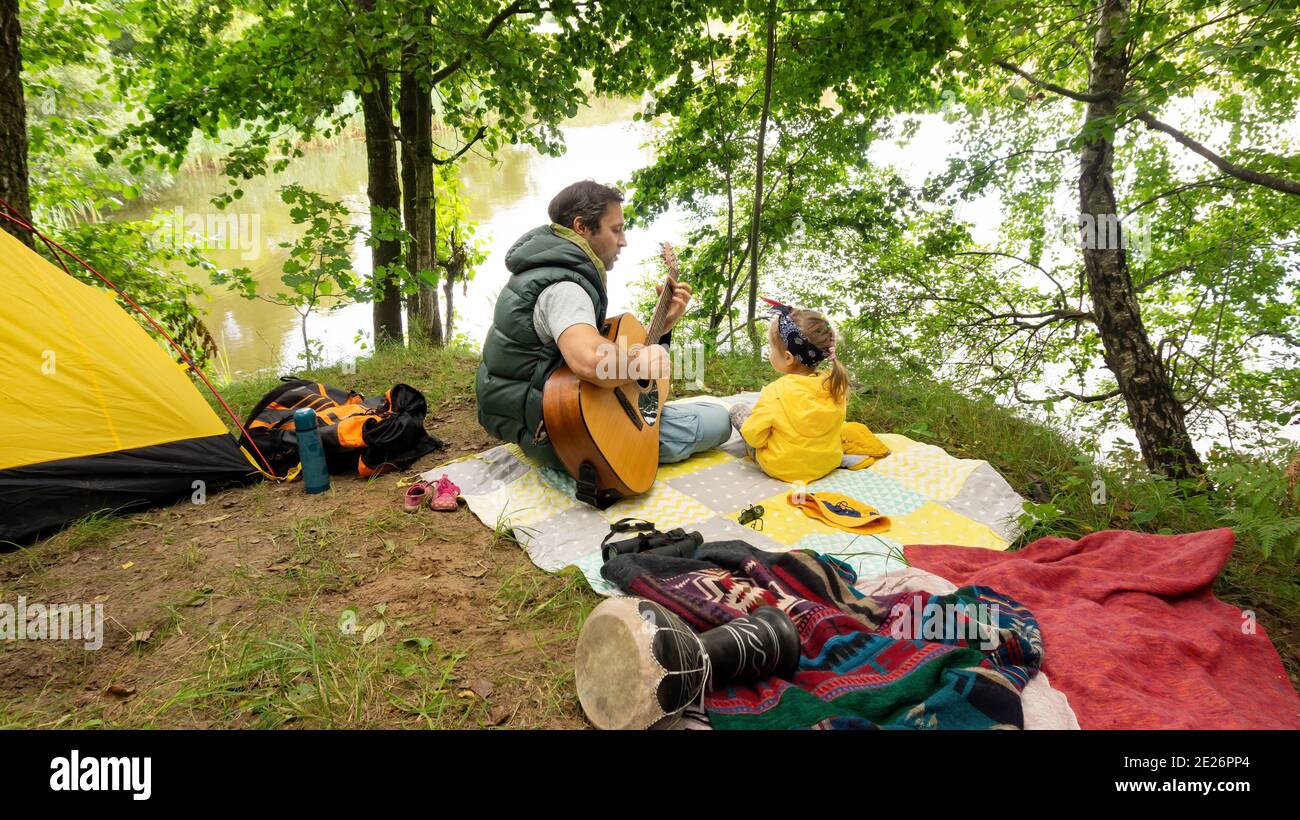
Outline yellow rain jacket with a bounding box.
[740,372,846,484]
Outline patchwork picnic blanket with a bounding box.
[601,541,1043,729]
[906,528,1300,729]
[429,394,1025,593]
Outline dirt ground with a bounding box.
[0,395,599,729]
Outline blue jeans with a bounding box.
[658,401,732,464]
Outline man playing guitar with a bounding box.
[475,180,731,485]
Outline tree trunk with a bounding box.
[746,0,777,355]
[442,269,455,339]
[358,1,403,347]
[1286,448,1300,504]
[428,189,449,337]
[1079,0,1203,480]
[397,22,443,347]
[0,0,31,246]
[301,311,314,371]
[442,228,456,341]
[442,226,469,340]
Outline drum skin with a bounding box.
[575,598,677,730]
[574,597,801,730]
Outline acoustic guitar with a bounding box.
[542,243,683,507]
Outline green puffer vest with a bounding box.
[475,224,608,469]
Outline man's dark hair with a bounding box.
[548,180,624,233]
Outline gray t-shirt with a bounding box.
[533,281,597,345]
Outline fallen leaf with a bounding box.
[470,679,494,699]
[92,594,108,603]
[105,684,136,698]
[457,690,476,699]
[362,620,386,644]
[343,552,362,559]
[130,629,152,645]
[120,561,135,570]
[488,704,512,726]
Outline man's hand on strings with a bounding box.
[657,276,693,332]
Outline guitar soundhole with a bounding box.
[638,382,660,426]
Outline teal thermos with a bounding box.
[294,408,331,494]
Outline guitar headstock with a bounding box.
[660,242,681,281]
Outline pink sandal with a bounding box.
[404,481,431,513]
[430,474,460,511]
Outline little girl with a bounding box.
[729,301,851,484]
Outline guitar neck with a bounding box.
[646,242,682,344]
[644,277,674,344]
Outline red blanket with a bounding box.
[905,528,1300,729]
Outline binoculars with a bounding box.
[601,527,704,562]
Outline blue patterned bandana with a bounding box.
[763,298,827,367]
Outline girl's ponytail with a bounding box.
[826,358,848,405]
[789,308,849,404]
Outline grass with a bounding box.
[494,565,596,633]
[177,542,204,572]
[28,509,139,559]
[155,611,481,729]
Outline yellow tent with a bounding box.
[0,228,253,543]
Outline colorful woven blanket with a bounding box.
[602,541,1043,729]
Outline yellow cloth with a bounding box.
[740,372,845,483]
[840,421,891,470]
[884,501,1008,551]
[788,490,892,535]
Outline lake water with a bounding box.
[125,99,686,376]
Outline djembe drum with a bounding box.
[575,597,801,730]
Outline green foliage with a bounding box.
[618,1,964,348]
[43,218,222,364]
[1214,460,1300,560]
[919,0,1300,449]
[89,0,687,337]
[104,0,645,185]
[20,0,178,216]
[16,0,227,365]
[431,163,485,287]
[636,0,1299,462]
[214,185,365,370]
